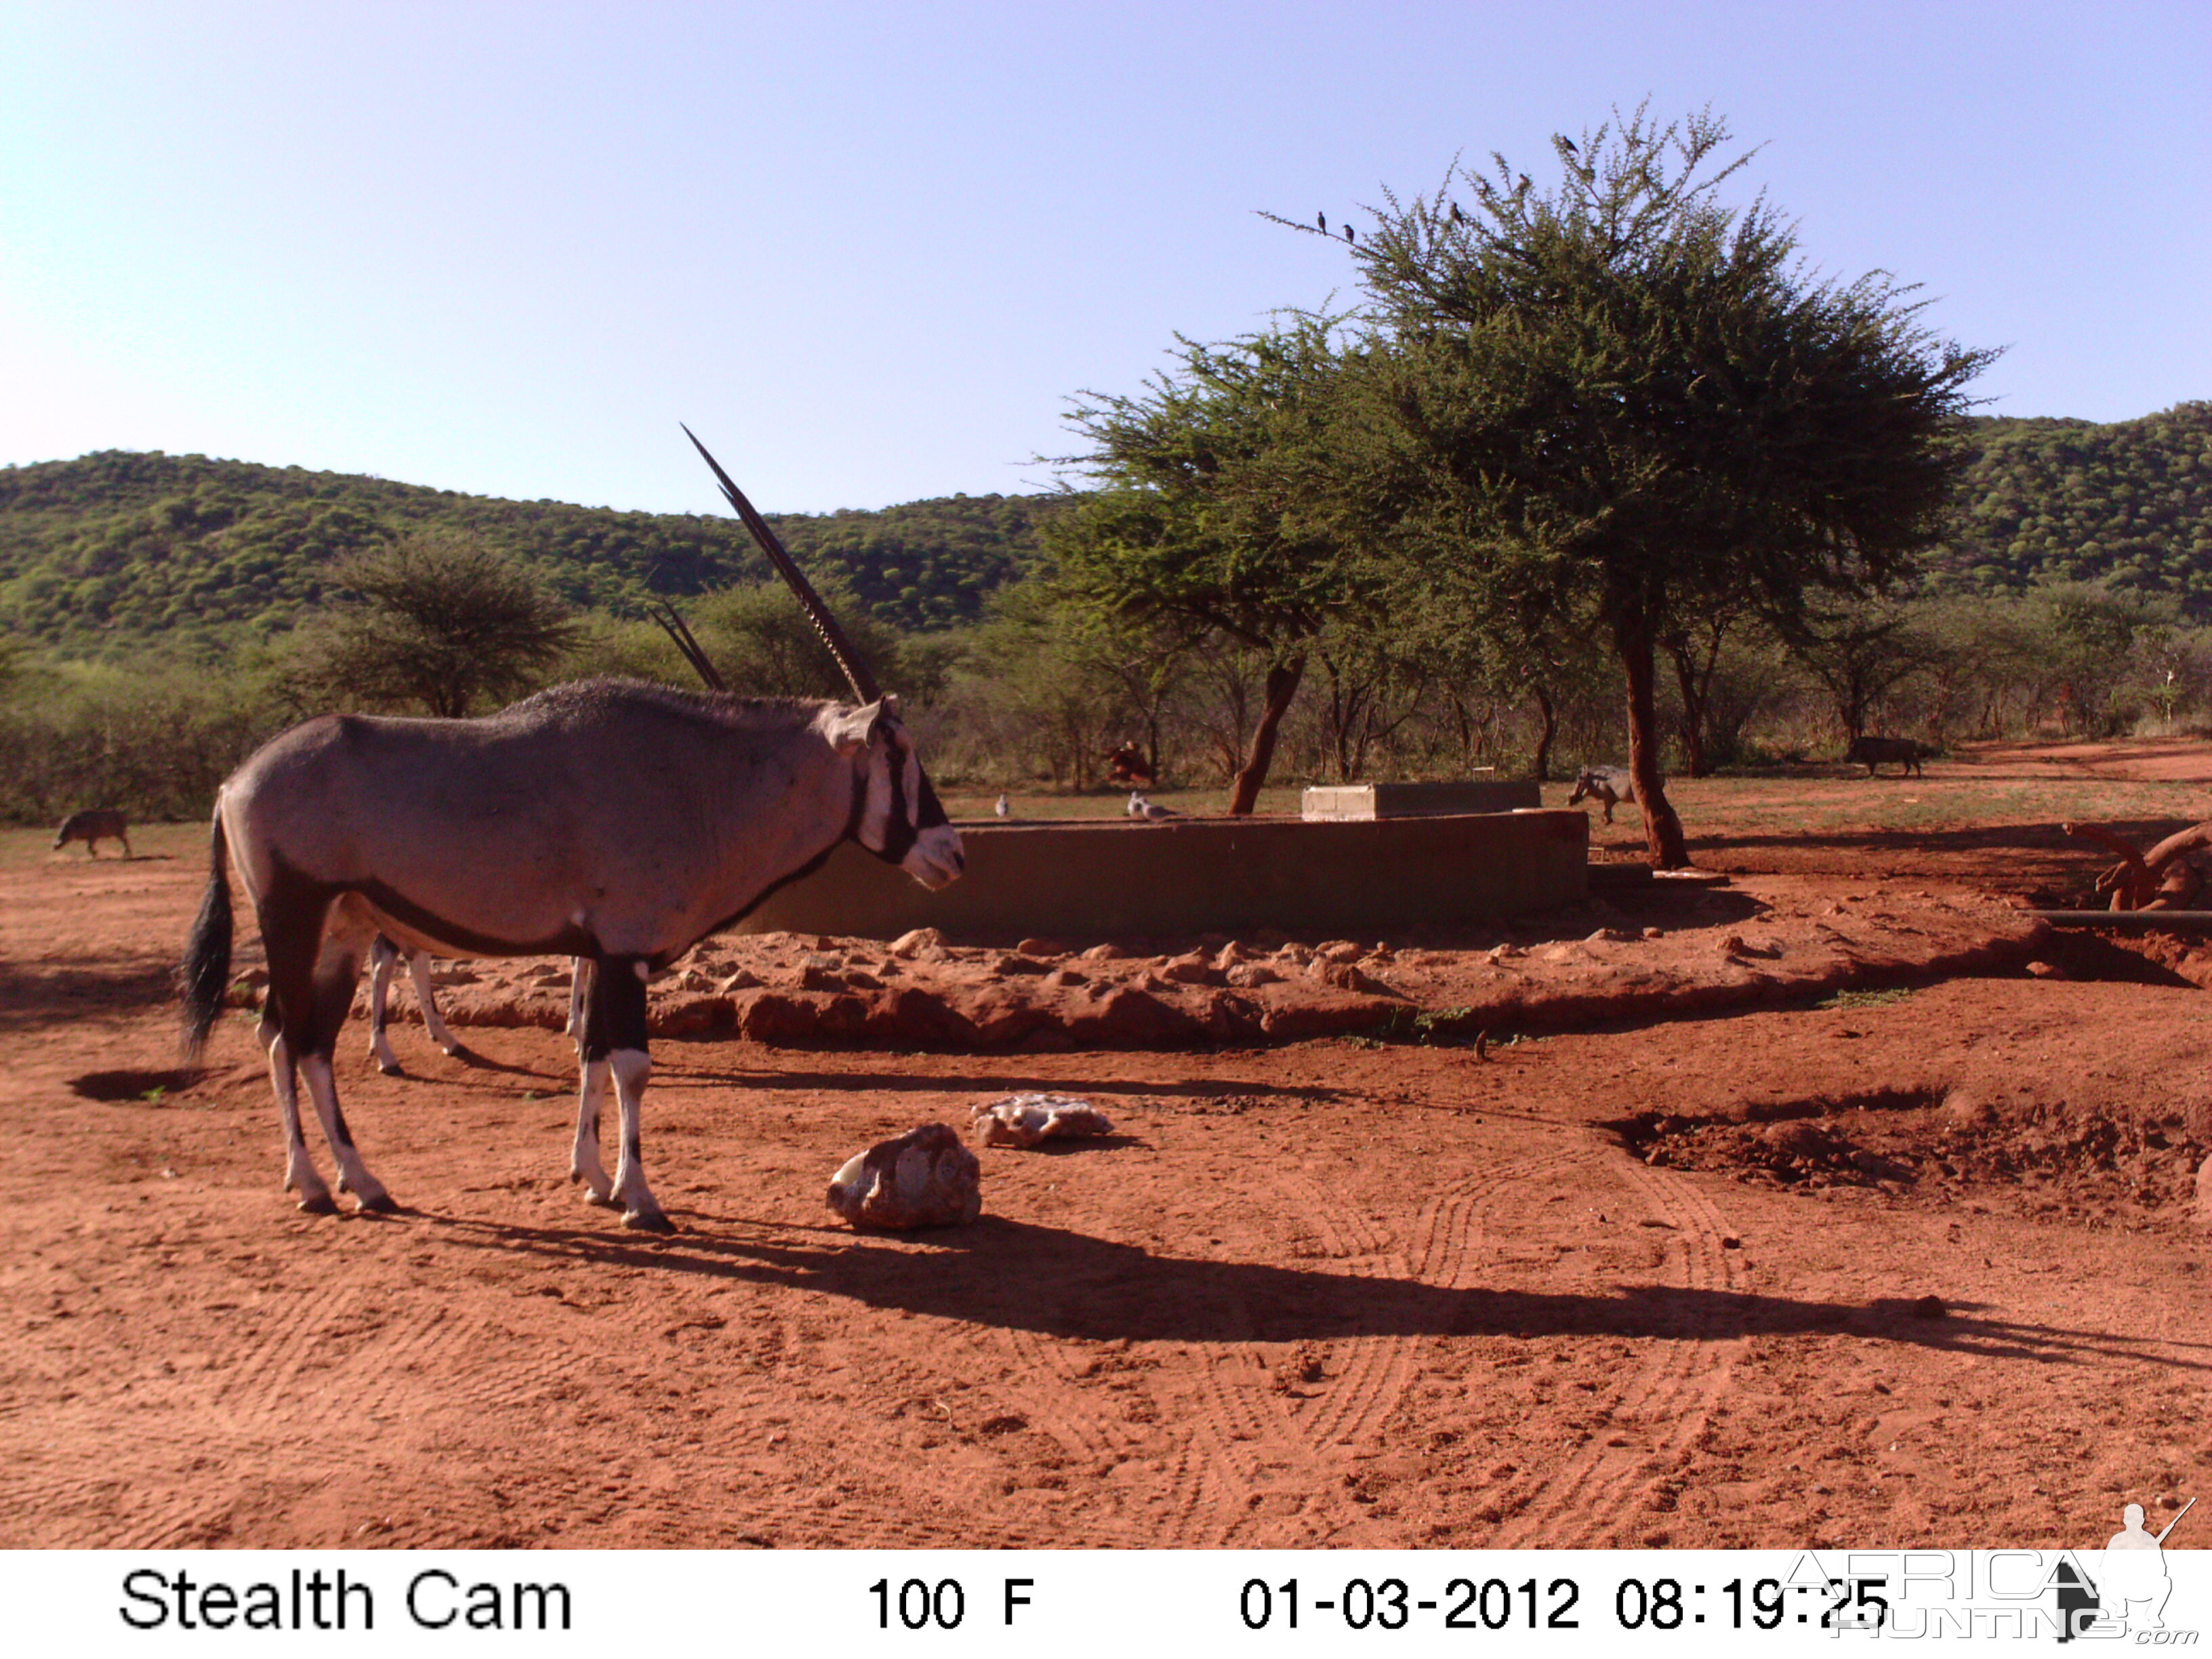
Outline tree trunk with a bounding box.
[1667,626,1723,778]
[1229,655,1306,815]
[1530,683,1557,783]
[1616,619,1692,868]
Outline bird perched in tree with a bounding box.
[994,794,1010,819]
[1317,211,1327,234]
[1343,224,1355,243]
[1449,201,1465,224]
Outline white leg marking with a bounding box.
[298,1052,394,1212]
[268,1033,334,1212]
[570,1057,615,1205]
[608,1048,669,1231]
[410,951,461,1054]
[367,941,402,1074]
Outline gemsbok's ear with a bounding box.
[825,703,878,756]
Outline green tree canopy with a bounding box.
[303,530,580,718]
[1341,104,1994,863]
[1048,319,1385,812]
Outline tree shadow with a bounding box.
[1689,818,2182,876]
[657,1063,1346,1106]
[415,1210,2211,1370]
[0,959,176,1029]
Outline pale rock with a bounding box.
[972,1093,1115,1149]
[889,927,947,959]
[826,1124,981,1229]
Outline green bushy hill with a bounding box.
[0,450,1059,654]
[5,403,2208,657]
[1929,401,2212,610]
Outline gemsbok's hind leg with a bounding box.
[409,951,462,1057]
[367,935,406,1075]
[569,1047,615,1209]
[264,1020,335,1213]
[565,957,593,1059]
[580,954,668,1232]
[295,903,394,1213]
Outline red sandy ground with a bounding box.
[2,743,2208,1551]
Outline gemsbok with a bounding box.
[181,430,964,1231]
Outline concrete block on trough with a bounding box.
[1300,780,1540,819]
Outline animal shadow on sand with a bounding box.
[419,1210,2209,1372]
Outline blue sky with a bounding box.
[3,1,2206,514]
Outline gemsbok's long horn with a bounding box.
[682,424,882,705]
[647,600,727,693]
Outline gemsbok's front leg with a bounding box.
[580,954,669,1232]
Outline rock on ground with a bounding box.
[972,1093,1115,1148]
[825,1124,982,1229]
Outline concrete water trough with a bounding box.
[737,809,1590,944]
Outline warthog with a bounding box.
[1845,735,1925,777]
[1568,764,1638,823]
[1105,741,1155,786]
[54,808,131,857]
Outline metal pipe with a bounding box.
[2028,910,2212,930]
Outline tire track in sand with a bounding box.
[1167,1147,1589,1544]
[1491,1153,1746,1547]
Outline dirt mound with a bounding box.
[363,876,2049,1051]
[1621,1094,2207,1229]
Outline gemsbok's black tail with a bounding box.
[180,811,234,1062]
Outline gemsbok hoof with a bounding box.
[297,1193,338,1216]
[375,1060,405,1078]
[622,1207,676,1234]
[356,1192,399,1215]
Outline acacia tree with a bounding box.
[304,530,579,718]
[1343,105,1993,864]
[1049,320,1383,813]
[687,576,907,699]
